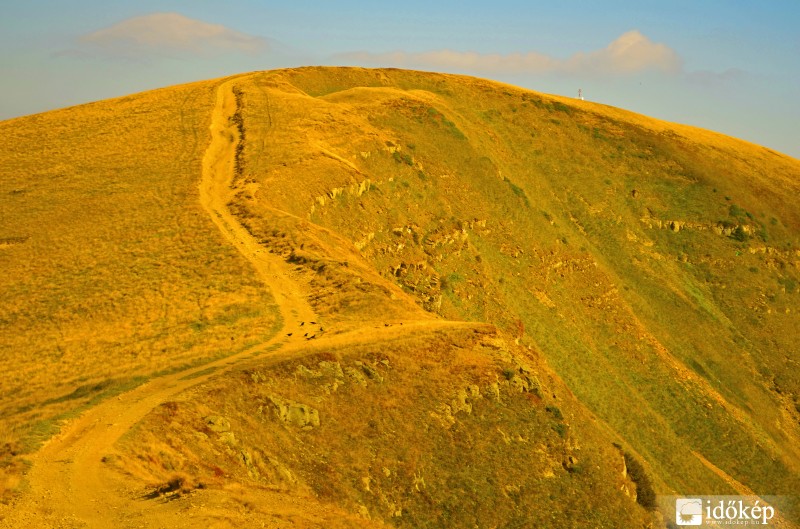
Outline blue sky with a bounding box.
[1,1,798,158]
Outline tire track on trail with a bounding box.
[1,75,475,528]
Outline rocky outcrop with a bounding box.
[639,216,756,237]
[204,415,231,433]
[265,395,320,429]
[310,178,374,216]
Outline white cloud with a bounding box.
[565,30,681,74]
[78,12,266,57]
[336,30,682,76]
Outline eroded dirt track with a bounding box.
[0,75,315,529]
[0,75,470,529]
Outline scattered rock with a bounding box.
[429,403,456,429]
[506,373,542,396]
[357,361,384,382]
[451,386,482,416]
[240,449,259,478]
[219,431,236,445]
[345,366,368,386]
[268,395,320,429]
[295,364,319,378]
[319,360,344,378]
[204,415,231,433]
[563,455,579,472]
[451,389,472,415]
[488,382,501,401]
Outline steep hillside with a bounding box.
[117,324,655,528]
[1,67,798,527]
[226,67,800,520]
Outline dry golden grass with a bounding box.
[120,324,656,528]
[1,66,799,526]
[0,79,279,475]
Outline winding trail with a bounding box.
[0,75,318,529]
[0,76,473,529]
[198,78,317,333]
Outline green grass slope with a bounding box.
[225,67,800,518]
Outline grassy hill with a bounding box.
[229,66,800,498]
[0,78,281,491]
[1,67,798,527]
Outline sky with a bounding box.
[1,1,798,158]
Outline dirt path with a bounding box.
[0,75,310,529]
[198,77,318,334]
[0,76,471,528]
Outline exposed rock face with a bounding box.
[267,395,320,429]
[204,415,231,433]
[639,215,757,238]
